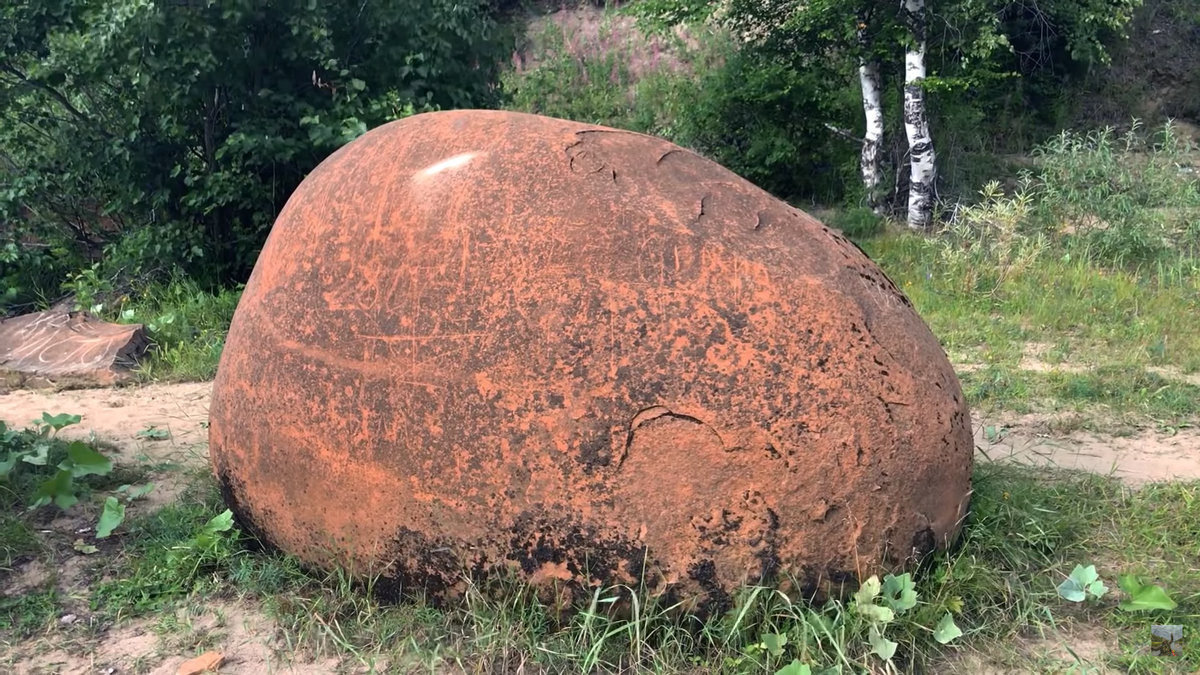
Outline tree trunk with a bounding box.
[858,58,885,213]
[901,0,936,230]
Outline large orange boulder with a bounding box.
[209,110,972,613]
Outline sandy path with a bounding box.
[3,381,1199,485]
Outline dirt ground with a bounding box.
[2,382,1199,674]
[5,381,1199,485]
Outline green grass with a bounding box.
[866,235,1200,371]
[861,232,1200,422]
[4,455,1196,673]
[0,586,59,636]
[0,415,149,639]
[105,278,241,382]
[846,124,1200,425]
[859,233,1200,425]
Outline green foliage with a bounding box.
[665,47,859,203]
[93,501,240,615]
[1029,121,1200,262]
[1116,574,1178,612]
[96,496,126,539]
[624,0,1147,209]
[1055,563,1178,612]
[99,277,241,381]
[501,14,691,133]
[0,414,134,541]
[0,586,58,636]
[929,120,1200,273]
[1055,564,1108,602]
[0,0,511,305]
[503,17,858,203]
[826,207,885,240]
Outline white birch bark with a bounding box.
[858,58,884,213]
[901,0,937,230]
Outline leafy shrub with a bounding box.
[65,276,242,381]
[502,10,702,136]
[503,12,858,203]
[0,0,512,301]
[931,120,1200,278]
[1030,121,1200,262]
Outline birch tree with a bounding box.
[856,9,885,213]
[626,0,1143,223]
[900,0,936,230]
[628,0,892,208]
[718,0,896,209]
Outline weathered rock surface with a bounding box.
[0,311,147,389]
[209,110,973,613]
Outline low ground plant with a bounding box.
[3,425,1195,672]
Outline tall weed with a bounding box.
[933,120,1200,276]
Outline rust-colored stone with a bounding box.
[0,310,147,390]
[176,651,224,675]
[209,110,972,614]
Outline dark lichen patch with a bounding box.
[215,468,278,555]
[577,430,614,471]
[372,526,469,607]
[686,559,733,619]
[909,526,937,564]
[505,512,649,590]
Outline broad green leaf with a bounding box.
[933,613,963,644]
[22,442,51,466]
[857,603,895,623]
[762,632,788,657]
[193,509,236,549]
[882,573,918,613]
[854,577,894,622]
[202,509,235,535]
[120,483,156,501]
[1117,575,1177,611]
[32,470,77,510]
[1057,578,1086,602]
[136,426,169,440]
[96,496,126,538]
[775,660,812,675]
[854,575,882,606]
[41,412,81,431]
[65,441,112,477]
[868,625,897,661]
[0,452,20,479]
[1057,564,1105,602]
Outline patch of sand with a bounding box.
[0,382,213,508]
[0,382,211,459]
[938,625,1120,673]
[974,414,1200,484]
[6,600,352,675]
